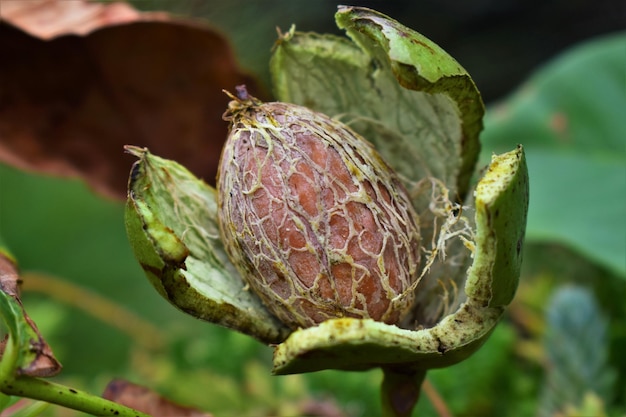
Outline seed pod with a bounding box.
[217,87,421,329]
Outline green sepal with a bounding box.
[124,147,290,344]
[272,146,528,374]
[466,145,529,307]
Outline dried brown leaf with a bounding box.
[0,0,265,199]
[0,0,147,39]
[102,379,213,417]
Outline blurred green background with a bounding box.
[1,1,624,416]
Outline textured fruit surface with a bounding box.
[217,91,420,329]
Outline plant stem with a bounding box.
[381,367,426,417]
[0,376,150,417]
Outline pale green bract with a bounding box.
[272,7,483,223]
[125,146,290,344]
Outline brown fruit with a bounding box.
[217,87,420,329]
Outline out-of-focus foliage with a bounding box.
[481,32,626,277]
[539,286,616,417]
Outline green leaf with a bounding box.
[0,276,28,381]
[539,286,616,416]
[524,150,624,273]
[271,6,484,220]
[124,146,290,344]
[0,255,61,379]
[481,33,626,277]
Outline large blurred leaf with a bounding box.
[481,33,626,277]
